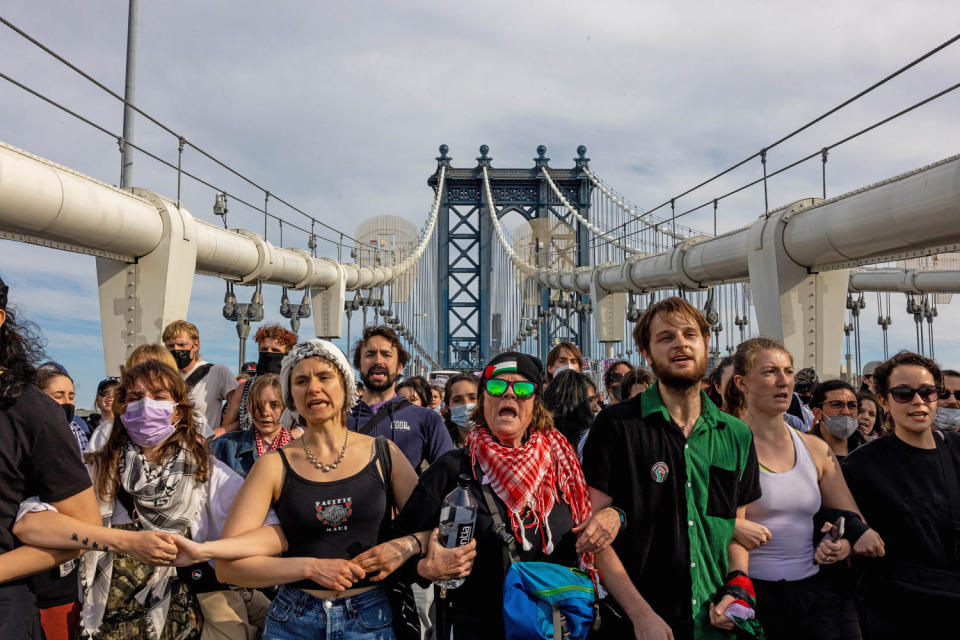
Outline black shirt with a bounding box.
[397,448,578,640]
[0,385,92,552]
[842,432,960,571]
[581,384,761,640]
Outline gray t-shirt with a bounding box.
[183,360,236,436]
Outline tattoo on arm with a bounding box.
[71,533,79,541]
[72,533,108,551]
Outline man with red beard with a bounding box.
[582,297,762,640]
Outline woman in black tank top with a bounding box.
[187,340,426,639]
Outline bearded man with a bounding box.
[581,297,763,640]
[347,325,453,470]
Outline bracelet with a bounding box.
[408,534,424,557]
[611,506,627,534]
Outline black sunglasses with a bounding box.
[888,385,939,404]
[940,389,960,402]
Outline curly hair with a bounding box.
[469,377,554,436]
[86,359,209,501]
[254,324,297,350]
[872,351,942,399]
[352,325,410,369]
[0,291,46,407]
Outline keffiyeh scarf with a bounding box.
[468,427,597,576]
[81,442,205,639]
[255,427,292,457]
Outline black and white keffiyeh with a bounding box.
[81,442,206,639]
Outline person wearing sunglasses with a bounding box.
[603,360,633,405]
[86,377,119,433]
[841,351,960,636]
[933,368,960,431]
[397,352,618,640]
[809,379,865,462]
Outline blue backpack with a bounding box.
[480,482,598,640]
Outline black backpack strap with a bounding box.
[185,363,215,388]
[477,466,519,569]
[114,482,137,522]
[935,432,960,560]
[375,436,396,540]
[359,399,411,436]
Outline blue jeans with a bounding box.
[263,584,396,640]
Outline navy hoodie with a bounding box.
[347,395,454,470]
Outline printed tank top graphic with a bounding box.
[316,496,353,532]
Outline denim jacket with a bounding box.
[209,428,258,477]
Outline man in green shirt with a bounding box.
[583,297,762,640]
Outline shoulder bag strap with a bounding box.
[375,436,396,540]
[185,362,215,388]
[477,466,519,568]
[359,399,412,436]
[935,433,960,560]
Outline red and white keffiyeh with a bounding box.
[254,427,293,457]
[468,426,595,572]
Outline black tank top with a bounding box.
[274,447,387,590]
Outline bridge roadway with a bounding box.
[1,139,959,376]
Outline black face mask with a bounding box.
[62,403,75,424]
[169,349,193,370]
[609,383,623,402]
[257,351,285,375]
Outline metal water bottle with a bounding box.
[437,474,477,590]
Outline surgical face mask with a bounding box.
[934,407,960,431]
[553,364,576,375]
[169,349,193,370]
[822,415,859,440]
[121,397,178,447]
[257,350,285,375]
[450,403,476,430]
[62,403,75,424]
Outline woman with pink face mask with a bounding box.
[13,359,279,639]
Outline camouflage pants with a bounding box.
[92,524,202,640]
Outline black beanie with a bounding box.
[481,351,544,386]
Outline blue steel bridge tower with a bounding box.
[428,145,593,370]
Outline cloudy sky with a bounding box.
[1,1,959,407]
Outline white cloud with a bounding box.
[2,0,960,397]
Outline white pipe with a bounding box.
[849,269,960,293]
[536,154,960,294]
[0,141,396,291]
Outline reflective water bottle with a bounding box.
[437,474,478,590]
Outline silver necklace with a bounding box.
[302,430,349,472]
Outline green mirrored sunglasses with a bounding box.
[485,378,536,399]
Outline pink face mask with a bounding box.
[121,397,178,447]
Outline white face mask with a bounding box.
[450,403,476,430]
[934,407,960,430]
[552,364,577,375]
[822,415,859,440]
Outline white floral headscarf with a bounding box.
[280,339,357,420]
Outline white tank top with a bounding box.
[746,426,821,581]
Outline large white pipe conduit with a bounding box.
[0,141,443,291]
[533,153,960,294]
[849,269,960,294]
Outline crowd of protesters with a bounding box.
[2,271,959,639]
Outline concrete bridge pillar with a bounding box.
[96,189,197,375]
[747,198,848,378]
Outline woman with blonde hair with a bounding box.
[724,337,884,639]
[211,374,291,477]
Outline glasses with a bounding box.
[823,401,859,411]
[940,389,960,401]
[485,379,536,399]
[606,373,623,383]
[889,385,940,404]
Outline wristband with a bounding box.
[841,513,869,545]
[408,534,425,557]
[611,506,627,534]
